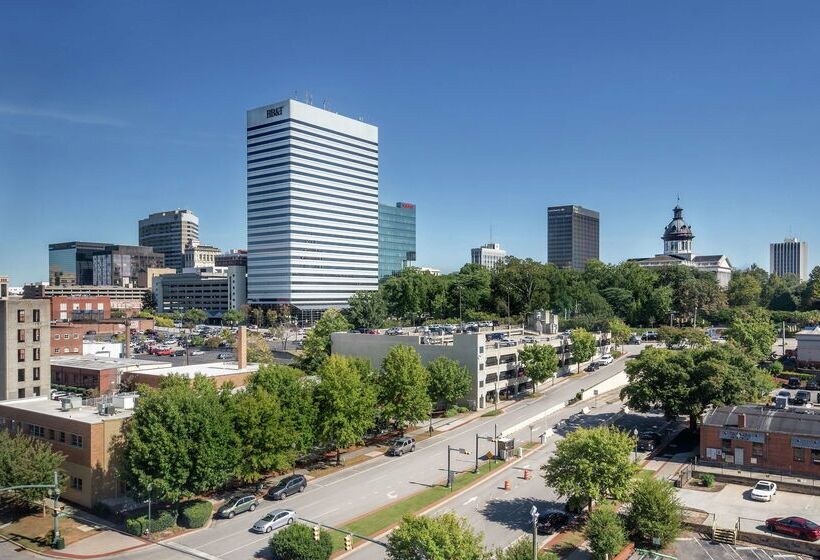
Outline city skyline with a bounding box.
[5,1,820,283]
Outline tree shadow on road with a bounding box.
[480,496,564,531]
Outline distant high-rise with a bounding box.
[49,242,111,286]
[547,205,600,270]
[138,210,199,272]
[770,238,808,281]
[49,242,163,288]
[471,243,506,270]
[246,99,379,319]
[379,202,416,279]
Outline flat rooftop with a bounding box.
[51,355,170,371]
[0,396,134,424]
[132,361,260,378]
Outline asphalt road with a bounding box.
[103,347,638,560]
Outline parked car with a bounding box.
[794,390,811,406]
[787,377,802,389]
[251,509,296,533]
[267,475,307,500]
[596,354,614,366]
[387,437,416,456]
[628,335,642,345]
[217,352,233,359]
[385,327,402,336]
[191,350,205,356]
[173,349,185,357]
[641,332,658,342]
[216,495,259,519]
[807,379,819,391]
[750,481,777,502]
[536,511,570,535]
[521,335,537,344]
[765,516,820,541]
[637,431,660,452]
[584,362,600,372]
[499,338,517,347]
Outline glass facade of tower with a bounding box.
[547,205,600,270]
[379,202,416,279]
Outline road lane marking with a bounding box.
[387,491,397,499]
[463,496,477,506]
[315,507,339,519]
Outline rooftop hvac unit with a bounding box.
[60,398,73,412]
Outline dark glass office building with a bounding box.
[547,205,600,270]
[49,242,164,287]
[379,202,416,279]
[49,242,111,286]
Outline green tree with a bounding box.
[314,355,377,465]
[345,290,388,329]
[625,476,682,548]
[621,345,775,431]
[265,308,280,327]
[204,336,221,349]
[386,513,488,560]
[570,328,597,373]
[542,426,637,511]
[121,375,238,502]
[728,273,763,307]
[608,318,632,351]
[269,523,333,560]
[183,308,208,326]
[378,346,431,433]
[247,333,273,363]
[141,290,157,312]
[249,307,264,326]
[299,309,351,373]
[248,365,317,457]
[154,314,174,328]
[494,539,558,560]
[426,357,471,410]
[585,505,627,560]
[725,307,776,360]
[222,309,245,326]
[0,431,65,510]
[518,343,559,389]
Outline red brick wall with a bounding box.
[51,297,111,322]
[701,425,820,477]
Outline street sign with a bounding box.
[530,505,538,517]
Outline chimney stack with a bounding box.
[237,326,247,369]
[737,413,746,429]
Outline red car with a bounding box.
[765,516,820,541]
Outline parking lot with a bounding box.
[661,537,814,560]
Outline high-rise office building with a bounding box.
[770,238,809,281]
[246,99,379,318]
[49,242,111,286]
[379,202,416,279]
[138,210,199,271]
[91,245,165,287]
[547,205,600,270]
[470,243,506,269]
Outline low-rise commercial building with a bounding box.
[184,242,221,269]
[51,356,167,395]
[24,284,147,316]
[332,329,610,410]
[700,405,820,477]
[50,296,111,323]
[0,395,135,507]
[795,325,820,367]
[153,266,247,318]
[1,294,50,400]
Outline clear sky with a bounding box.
[2,1,820,284]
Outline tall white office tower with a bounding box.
[770,238,809,281]
[246,99,379,320]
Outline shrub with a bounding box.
[456,406,469,413]
[699,473,715,488]
[178,499,212,529]
[124,510,177,535]
[625,476,682,547]
[585,505,627,560]
[269,523,333,560]
[495,538,559,560]
[444,408,459,418]
[768,361,784,375]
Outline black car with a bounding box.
[806,379,819,391]
[794,390,811,406]
[584,362,600,372]
[787,377,801,389]
[267,474,307,500]
[537,511,570,534]
[637,431,660,452]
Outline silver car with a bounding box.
[251,509,296,533]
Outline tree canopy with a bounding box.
[570,328,597,372]
[0,431,65,510]
[625,476,682,548]
[378,345,431,433]
[299,308,351,373]
[426,356,471,410]
[386,513,488,560]
[518,343,559,387]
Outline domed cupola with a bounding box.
[662,205,694,258]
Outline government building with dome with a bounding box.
[629,204,733,288]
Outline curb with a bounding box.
[0,532,150,560]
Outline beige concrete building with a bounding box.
[1,293,51,400]
[137,267,177,290]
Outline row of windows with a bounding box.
[249,151,378,178]
[15,387,41,398]
[248,168,377,192]
[248,116,378,144]
[248,189,378,214]
[248,134,378,165]
[249,218,378,238]
[720,439,820,464]
[248,207,377,228]
[17,348,41,362]
[248,177,378,202]
[17,367,41,382]
[248,194,378,217]
[17,328,41,342]
[26,423,84,448]
[16,309,42,323]
[54,347,81,354]
[247,118,378,151]
[249,142,379,170]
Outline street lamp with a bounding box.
[530,505,539,560]
[145,482,153,540]
[447,446,469,489]
[632,428,639,463]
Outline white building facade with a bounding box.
[246,99,379,318]
[770,238,808,281]
[471,243,506,270]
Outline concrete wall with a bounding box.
[1,298,50,400]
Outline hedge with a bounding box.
[125,510,177,536]
[178,499,212,529]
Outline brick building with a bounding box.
[50,296,111,323]
[700,405,820,477]
[0,396,134,507]
[51,356,168,395]
[50,324,87,357]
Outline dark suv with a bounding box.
[267,474,307,500]
[637,431,661,452]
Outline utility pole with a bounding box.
[0,471,63,549]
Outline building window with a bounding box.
[54,334,60,340]
[32,348,40,361]
[17,329,25,343]
[17,349,25,362]
[752,443,764,458]
[33,387,40,397]
[70,477,83,491]
[17,388,25,399]
[17,310,25,323]
[813,449,820,464]
[59,303,67,311]
[73,334,79,339]
[54,348,61,354]
[63,334,69,340]
[70,434,83,448]
[32,309,40,322]
[33,329,40,342]
[29,424,45,438]
[73,347,79,353]
[48,429,54,440]
[58,432,65,443]
[793,447,805,462]
[721,439,732,454]
[17,369,25,382]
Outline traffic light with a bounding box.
[313,525,320,541]
[344,534,352,551]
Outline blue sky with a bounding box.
[2,1,820,284]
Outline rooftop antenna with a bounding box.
[490,224,494,244]
[322,98,327,110]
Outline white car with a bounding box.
[191,350,205,356]
[597,354,614,365]
[750,480,777,501]
[251,509,296,533]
